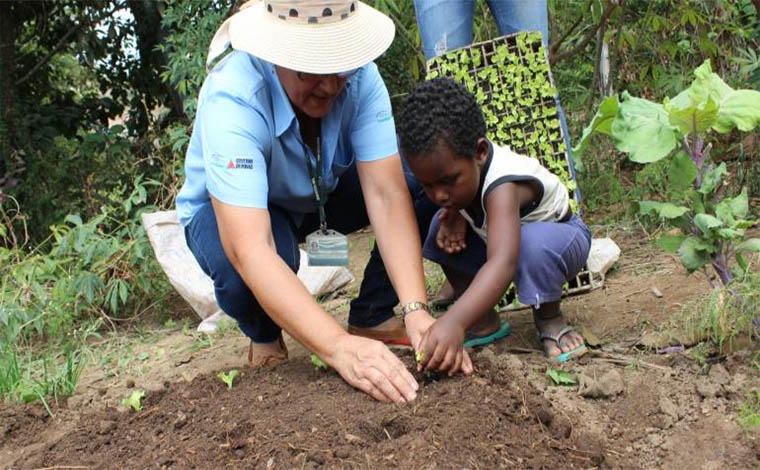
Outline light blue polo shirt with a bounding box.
[176,51,398,227]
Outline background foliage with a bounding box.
[0,0,758,403]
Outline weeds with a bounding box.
[738,353,760,433]
[675,270,760,354]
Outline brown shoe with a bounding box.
[347,316,411,347]
[247,334,289,368]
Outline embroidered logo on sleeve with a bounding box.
[210,153,255,170]
[227,158,254,169]
[376,110,391,123]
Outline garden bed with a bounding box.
[2,230,760,469]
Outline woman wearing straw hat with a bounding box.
[175,0,472,403]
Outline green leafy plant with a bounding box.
[310,353,328,371]
[121,389,145,411]
[217,370,239,389]
[575,60,760,288]
[546,368,576,386]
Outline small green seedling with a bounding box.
[415,349,424,363]
[217,370,239,389]
[546,368,576,386]
[121,390,145,411]
[310,353,328,371]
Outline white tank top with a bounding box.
[460,142,570,241]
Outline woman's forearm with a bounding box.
[211,199,348,361]
[358,158,428,309]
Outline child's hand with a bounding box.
[436,208,467,254]
[417,316,473,376]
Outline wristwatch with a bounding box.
[400,301,431,320]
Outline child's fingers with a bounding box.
[449,351,463,377]
[424,344,446,372]
[436,347,457,373]
[436,234,446,250]
[461,349,473,375]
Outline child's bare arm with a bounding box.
[419,182,527,373]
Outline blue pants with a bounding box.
[422,210,591,307]
[185,161,438,343]
[414,0,580,203]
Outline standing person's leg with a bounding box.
[414,0,477,60]
[298,160,439,344]
[184,202,302,366]
[487,0,548,40]
[488,0,581,203]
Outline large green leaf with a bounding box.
[665,95,718,135]
[694,213,723,236]
[688,59,733,105]
[639,201,690,219]
[715,200,735,225]
[698,163,727,195]
[667,151,697,191]
[611,92,679,163]
[728,187,749,219]
[714,90,760,133]
[678,237,714,272]
[572,95,620,170]
[736,239,760,252]
[717,228,745,240]
[658,234,686,253]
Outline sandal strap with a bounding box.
[538,325,576,345]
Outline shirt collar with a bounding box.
[264,61,297,137]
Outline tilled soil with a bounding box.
[6,351,609,469]
[3,228,760,469]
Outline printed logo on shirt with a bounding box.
[210,153,254,170]
[376,110,391,123]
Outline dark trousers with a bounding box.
[185,160,437,343]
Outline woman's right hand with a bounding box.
[436,208,467,254]
[327,334,419,404]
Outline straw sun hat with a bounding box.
[207,0,396,74]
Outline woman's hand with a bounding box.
[327,334,419,403]
[404,309,436,353]
[436,208,467,254]
[417,316,473,376]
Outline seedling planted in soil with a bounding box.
[546,368,576,386]
[121,390,145,411]
[217,370,239,389]
[310,353,328,371]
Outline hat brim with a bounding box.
[228,1,395,74]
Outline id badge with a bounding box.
[306,229,349,266]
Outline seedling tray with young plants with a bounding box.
[426,31,602,295]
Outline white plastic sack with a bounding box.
[586,237,621,275]
[141,210,354,333]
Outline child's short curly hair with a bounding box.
[398,77,486,160]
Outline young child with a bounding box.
[398,78,591,372]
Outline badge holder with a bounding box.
[306,228,349,266]
[304,137,349,267]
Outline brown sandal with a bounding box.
[247,334,289,368]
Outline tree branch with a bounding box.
[15,3,126,86]
[549,13,584,59]
[551,0,619,66]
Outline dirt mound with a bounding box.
[10,351,607,469]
